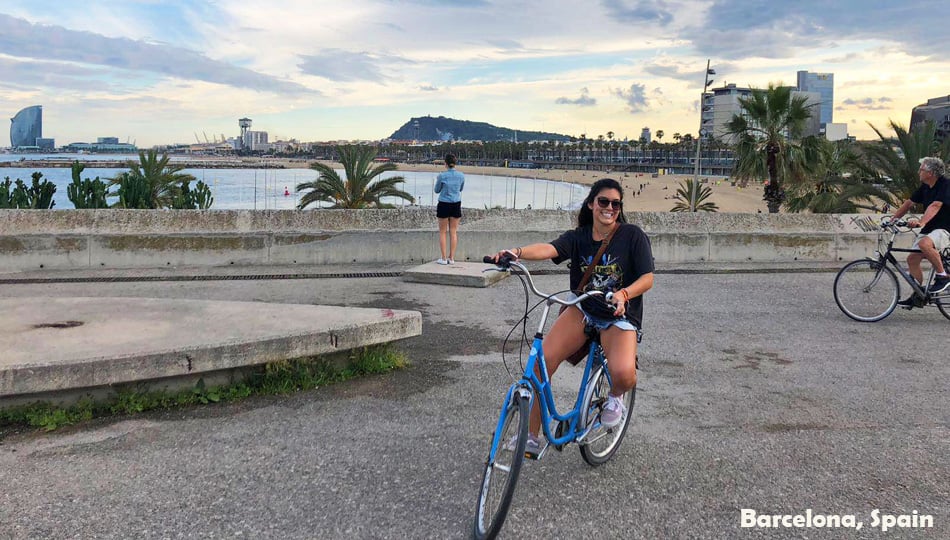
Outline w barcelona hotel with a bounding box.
[10,105,54,150]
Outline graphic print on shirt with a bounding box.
[580,252,624,293]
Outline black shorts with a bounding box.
[436,201,462,219]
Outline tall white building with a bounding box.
[796,71,834,127]
[705,83,823,143]
[243,130,268,151]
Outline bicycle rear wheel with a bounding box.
[833,259,899,322]
[474,395,528,540]
[936,295,950,321]
[579,365,635,466]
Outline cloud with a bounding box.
[555,87,597,106]
[822,52,864,63]
[688,0,950,60]
[601,0,674,26]
[484,39,524,51]
[390,0,489,5]
[297,49,415,83]
[612,83,649,113]
[419,84,440,92]
[837,97,893,111]
[0,14,313,95]
[0,58,121,92]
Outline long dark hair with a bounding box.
[578,177,627,227]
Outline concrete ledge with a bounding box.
[403,260,509,287]
[0,210,898,271]
[0,297,422,398]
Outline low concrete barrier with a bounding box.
[0,209,902,272]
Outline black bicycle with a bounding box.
[834,217,950,322]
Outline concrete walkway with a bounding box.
[0,259,846,405]
[0,296,420,402]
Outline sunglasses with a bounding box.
[595,197,623,210]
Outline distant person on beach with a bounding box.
[434,154,465,264]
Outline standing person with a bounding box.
[490,177,654,455]
[892,156,950,307]
[434,154,465,264]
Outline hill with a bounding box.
[388,116,571,143]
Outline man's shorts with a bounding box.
[912,229,950,252]
[436,201,462,219]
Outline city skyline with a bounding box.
[1,1,947,147]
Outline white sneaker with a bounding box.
[600,395,626,428]
[436,258,449,265]
[447,258,455,264]
[505,433,546,458]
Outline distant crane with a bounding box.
[194,132,201,144]
[203,131,210,143]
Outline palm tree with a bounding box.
[725,83,819,213]
[108,149,197,209]
[784,139,890,213]
[296,145,414,209]
[858,120,950,203]
[670,179,718,212]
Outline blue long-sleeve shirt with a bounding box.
[434,168,465,203]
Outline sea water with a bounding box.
[0,155,586,211]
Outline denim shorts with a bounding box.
[571,299,638,332]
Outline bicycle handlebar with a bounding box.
[482,255,608,306]
[880,217,921,233]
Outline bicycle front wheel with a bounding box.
[579,365,635,466]
[833,259,899,322]
[474,395,528,540]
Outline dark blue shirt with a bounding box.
[911,176,950,234]
[550,223,654,328]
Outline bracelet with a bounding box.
[514,247,523,258]
[617,289,629,303]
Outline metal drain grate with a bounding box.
[0,271,405,285]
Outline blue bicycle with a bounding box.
[473,256,637,540]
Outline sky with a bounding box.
[1,0,947,147]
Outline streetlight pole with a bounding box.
[691,59,715,211]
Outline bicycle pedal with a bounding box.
[525,444,549,461]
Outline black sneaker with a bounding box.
[928,275,950,295]
[897,295,925,309]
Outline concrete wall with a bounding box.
[0,209,902,271]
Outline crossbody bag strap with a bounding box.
[575,225,616,292]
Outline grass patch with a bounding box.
[0,345,408,434]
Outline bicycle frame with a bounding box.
[487,286,612,462]
[874,224,940,300]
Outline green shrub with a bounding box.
[66,161,109,209]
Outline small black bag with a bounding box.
[558,226,615,365]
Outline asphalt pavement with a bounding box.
[0,266,947,539]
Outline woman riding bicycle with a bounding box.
[491,177,654,454]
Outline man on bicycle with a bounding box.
[892,156,950,307]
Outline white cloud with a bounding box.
[0,0,947,145]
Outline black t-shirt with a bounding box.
[550,223,655,328]
[911,176,950,234]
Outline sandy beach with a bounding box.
[294,159,769,214]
